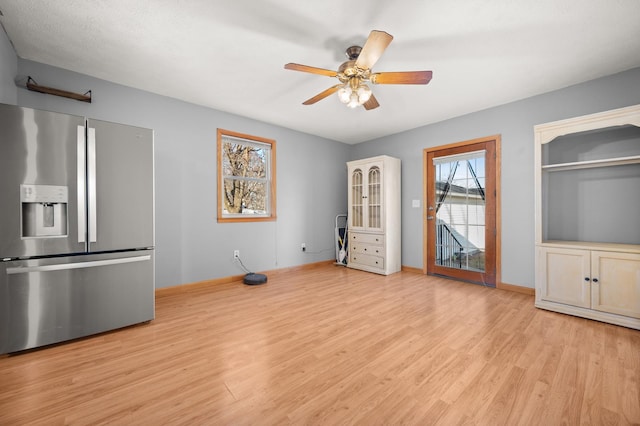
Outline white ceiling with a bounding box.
[1,0,639,144]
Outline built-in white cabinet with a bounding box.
[537,246,591,308]
[534,104,640,329]
[347,155,401,275]
[538,246,640,325]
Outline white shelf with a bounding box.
[542,154,640,172]
[541,240,640,254]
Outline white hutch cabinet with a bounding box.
[534,104,640,329]
[347,155,401,275]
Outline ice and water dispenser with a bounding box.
[21,184,68,238]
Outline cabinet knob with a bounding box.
[592,278,599,283]
[584,277,590,282]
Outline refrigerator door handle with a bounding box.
[6,255,151,274]
[87,127,97,243]
[77,125,86,243]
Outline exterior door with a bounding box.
[424,136,498,285]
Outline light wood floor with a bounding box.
[1,266,639,425]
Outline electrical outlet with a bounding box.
[301,243,306,252]
[233,250,240,259]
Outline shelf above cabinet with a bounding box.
[540,240,640,254]
[542,154,640,172]
[535,104,640,145]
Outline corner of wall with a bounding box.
[0,23,18,104]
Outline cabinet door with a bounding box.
[365,163,383,232]
[348,160,385,232]
[537,247,591,308]
[349,167,364,230]
[591,251,640,319]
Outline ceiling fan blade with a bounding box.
[284,63,337,77]
[371,71,433,85]
[355,30,393,70]
[302,84,342,105]
[363,94,380,110]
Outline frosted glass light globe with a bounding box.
[337,85,352,104]
[357,84,372,103]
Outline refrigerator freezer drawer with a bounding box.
[0,251,154,354]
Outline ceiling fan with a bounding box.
[284,30,432,110]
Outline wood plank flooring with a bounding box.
[1,266,639,425]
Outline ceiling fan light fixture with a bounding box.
[347,92,360,108]
[357,84,372,103]
[338,80,372,108]
[285,30,431,111]
[337,85,352,103]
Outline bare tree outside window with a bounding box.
[217,129,276,222]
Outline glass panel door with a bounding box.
[351,168,363,228]
[434,151,486,272]
[426,138,497,286]
[367,166,381,230]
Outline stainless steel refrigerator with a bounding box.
[0,103,155,354]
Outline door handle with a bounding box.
[6,255,151,274]
[427,216,434,220]
[77,125,86,243]
[87,127,97,243]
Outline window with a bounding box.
[217,129,276,222]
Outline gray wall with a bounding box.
[14,59,349,289]
[351,67,640,288]
[0,26,17,104]
[3,21,639,290]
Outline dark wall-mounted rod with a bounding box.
[24,76,92,103]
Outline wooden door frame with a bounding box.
[422,135,502,287]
